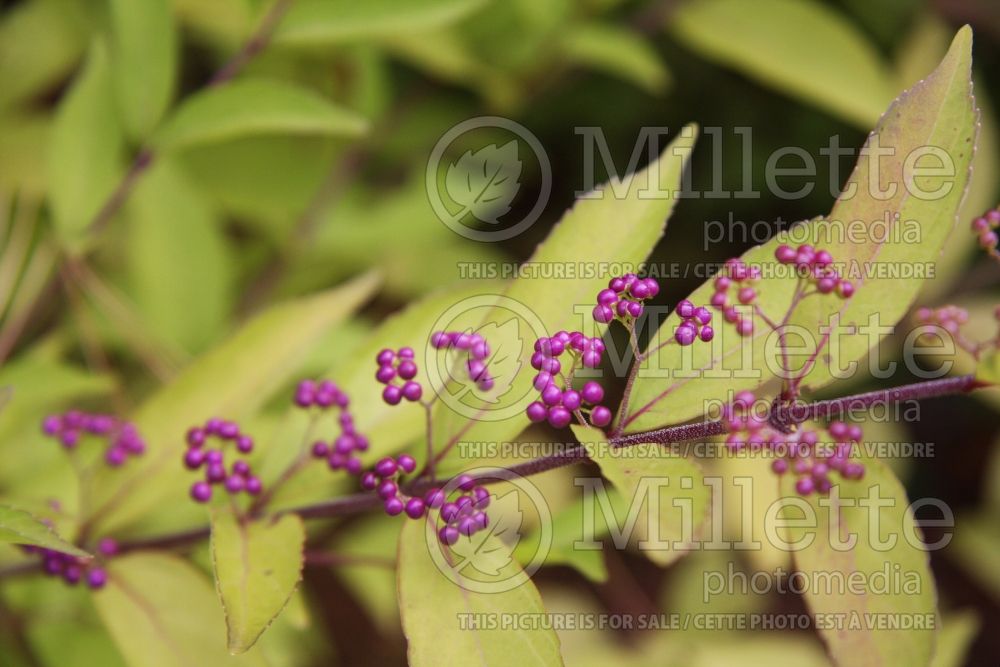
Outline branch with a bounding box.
[0,373,985,577]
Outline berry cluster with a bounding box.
[592,274,659,324]
[27,547,107,589]
[972,207,1000,258]
[41,411,145,467]
[774,244,855,298]
[525,331,611,429]
[23,536,117,590]
[360,459,491,545]
[915,305,969,335]
[710,258,760,337]
[375,348,423,405]
[183,418,261,503]
[295,379,369,475]
[430,331,495,391]
[722,392,865,495]
[673,299,715,345]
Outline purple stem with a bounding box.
[0,373,984,578]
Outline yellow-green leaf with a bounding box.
[94,552,266,667]
[276,0,488,46]
[211,511,305,653]
[397,518,563,666]
[108,0,177,139]
[670,0,895,128]
[153,79,369,152]
[126,158,232,354]
[560,22,670,95]
[47,41,125,244]
[779,458,936,666]
[573,425,708,567]
[0,504,89,558]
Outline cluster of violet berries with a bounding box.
[774,243,855,298]
[296,379,369,475]
[710,258,760,337]
[525,331,611,429]
[41,411,145,467]
[722,391,865,495]
[592,274,659,323]
[673,299,715,345]
[183,418,261,503]
[22,537,117,590]
[375,347,423,405]
[360,457,490,545]
[972,207,1000,259]
[429,330,495,391]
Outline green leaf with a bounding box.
[0,504,88,557]
[397,518,563,666]
[126,158,232,354]
[276,0,488,46]
[573,425,708,567]
[670,0,895,128]
[94,552,267,667]
[153,79,369,152]
[88,272,380,534]
[108,0,177,139]
[0,0,88,110]
[47,41,125,244]
[211,511,305,653]
[513,495,608,583]
[560,22,670,95]
[431,125,697,459]
[779,458,936,666]
[625,28,977,431]
[0,112,51,200]
[932,611,980,667]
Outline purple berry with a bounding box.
[562,390,582,411]
[591,405,612,428]
[547,406,572,429]
[312,441,330,458]
[438,526,459,545]
[526,401,547,422]
[402,381,423,402]
[245,476,263,495]
[235,435,253,453]
[190,481,212,503]
[384,497,404,516]
[361,472,378,490]
[424,488,445,508]
[376,349,395,365]
[405,498,426,519]
[382,385,402,405]
[440,502,459,522]
[377,480,398,500]
[397,360,418,380]
[456,474,476,491]
[375,457,398,478]
[224,475,245,494]
[398,454,417,474]
[541,384,562,407]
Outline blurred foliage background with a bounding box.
[1,0,999,665]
